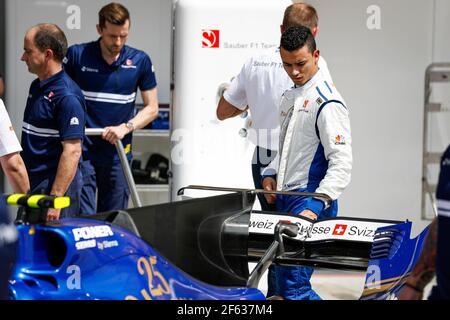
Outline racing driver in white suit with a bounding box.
[262,26,352,300]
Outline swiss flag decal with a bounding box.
[332,224,347,236]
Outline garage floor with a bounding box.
[310,269,367,300]
[253,266,366,300]
[252,264,436,300]
[312,270,435,300]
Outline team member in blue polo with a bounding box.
[64,2,159,214]
[21,23,86,220]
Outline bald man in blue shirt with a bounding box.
[21,23,86,220]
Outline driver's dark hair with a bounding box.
[280,26,316,53]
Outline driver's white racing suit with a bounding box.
[262,69,352,300]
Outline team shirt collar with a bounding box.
[95,37,128,68]
[293,69,322,93]
[39,69,65,89]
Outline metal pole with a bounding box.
[177,185,333,208]
[85,128,142,208]
[114,139,142,207]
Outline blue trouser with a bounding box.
[80,160,130,215]
[267,188,338,300]
[252,146,277,211]
[29,169,83,218]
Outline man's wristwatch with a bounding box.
[125,121,135,132]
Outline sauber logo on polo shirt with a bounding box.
[44,91,55,101]
[332,224,347,235]
[202,29,220,48]
[121,59,137,69]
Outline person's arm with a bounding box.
[262,176,277,204]
[102,87,159,144]
[0,152,29,193]
[103,52,159,144]
[0,98,29,192]
[307,102,352,214]
[216,57,251,121]
[47,139,82,221]
[216,96,247,120]
[261,148,280,204]
[0,77,4,97]
[398,218,437,300]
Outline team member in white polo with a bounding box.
[0,99,29,193]
[216,3,333,211]
[0,98,29,299]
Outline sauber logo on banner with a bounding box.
[202,29,220,48]
[332,224,348,236]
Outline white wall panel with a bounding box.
[171,0,291,202]
[307,0,434,233]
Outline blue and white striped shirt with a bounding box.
[22,70,86,176]
[64,39,157,164]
